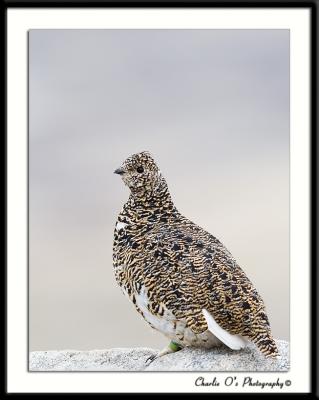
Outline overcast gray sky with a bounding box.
[29,29,289,351]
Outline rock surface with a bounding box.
[30,339,289,372]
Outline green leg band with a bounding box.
[169,341,182,352]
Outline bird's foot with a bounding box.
[145,341,183,365]
[145,353,157,365]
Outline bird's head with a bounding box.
[114,151,162,195]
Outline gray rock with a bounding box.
[29,339,289,372]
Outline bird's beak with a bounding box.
[114,167,124,175]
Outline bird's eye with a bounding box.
[136,166,144,173]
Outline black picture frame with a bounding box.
[4,0,317,397]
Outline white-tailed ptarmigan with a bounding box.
[112,151,278,363]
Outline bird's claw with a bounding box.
[145,353,158,365]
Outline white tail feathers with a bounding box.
[202,309,247,350]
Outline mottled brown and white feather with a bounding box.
[112,151,278,358]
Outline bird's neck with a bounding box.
[125,176,177,216]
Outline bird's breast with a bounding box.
[115,221,128,231]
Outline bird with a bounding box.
[112,151,279,363]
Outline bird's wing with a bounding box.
[142,219,271,342]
